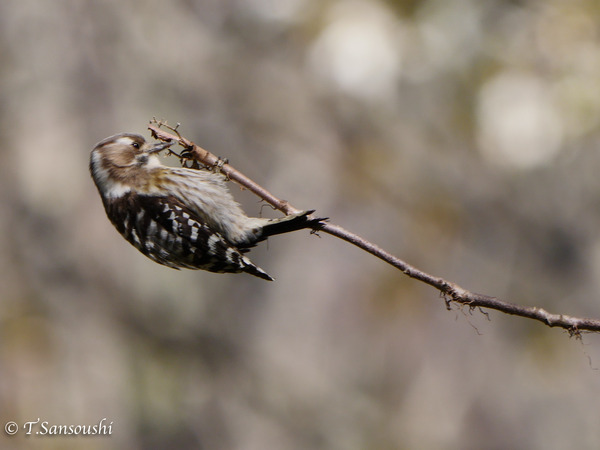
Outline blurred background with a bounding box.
[2,0,600,448]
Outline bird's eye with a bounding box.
[131,142,140,149]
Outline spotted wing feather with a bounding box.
[103,193,273,280]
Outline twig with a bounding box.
[148,120,600,334]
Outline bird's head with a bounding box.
[90,133,175,197]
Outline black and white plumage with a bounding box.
[89,133,321,280]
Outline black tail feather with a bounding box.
[239,210,327,280]
[260,210,326,239]
[241,256,274,281]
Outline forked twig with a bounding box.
[148,120,600,334]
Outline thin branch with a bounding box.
[148,120,600,334]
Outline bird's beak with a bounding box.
[148,140,176,154]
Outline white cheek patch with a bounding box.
[90,153,132,198]
[90,152,110,186]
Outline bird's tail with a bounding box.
[241,256,275,281]
[260,210,325,239]
[238,210,326,280]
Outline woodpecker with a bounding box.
[89,133,321,280]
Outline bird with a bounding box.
[89,133,322,280]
